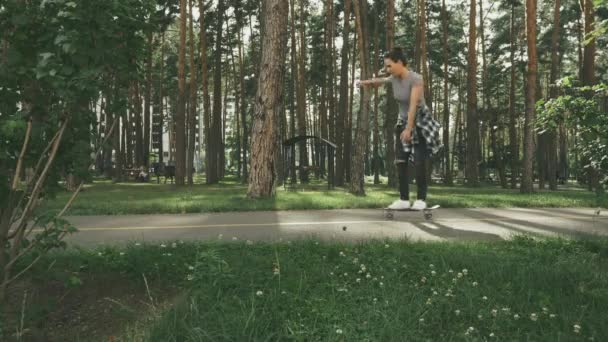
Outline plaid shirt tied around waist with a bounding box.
[397,105,442,155]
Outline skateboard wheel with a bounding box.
[424,212,432,220]
[385,211,394,220]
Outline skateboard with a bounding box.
[383,205,440,221]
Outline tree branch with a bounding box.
[11,118,33,190]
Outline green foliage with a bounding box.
[537,79,608,184]
[0,0,175,296]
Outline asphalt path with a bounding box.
[57,207,608,247]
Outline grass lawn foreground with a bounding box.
[3,237,608,341]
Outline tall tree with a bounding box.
[248,0,289,198]
[350,0,372,194]
[384,0,398,187]
[187,0,197,185]
[420,0,431,111]
[547,0,561,190]
[176,0,188,185]
[288,0,297,185]
[144,32,153,167]
[481,0,506,188]
[296,0,309,183]
[508,0,519,189]
[158,32,165,164]
[237,26,248,181]
[198,0,212,184]
[373,15,380,185]
[209,2,226,184]
[466,0,480,186]
[441,0,452,186]
[336,0,351,186]
[582,0,598,191]
[521,0,537,193]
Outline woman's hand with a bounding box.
[401,127,413,143]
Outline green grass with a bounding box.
[39,175,608,216]
[7,237,608,341]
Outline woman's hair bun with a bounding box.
[383,47,408,66]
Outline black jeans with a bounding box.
[395,124,429,201]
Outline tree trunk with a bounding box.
[133,82,143,168]
[384,0,397,187]
[187,0,197,185]
[420,0,431,111]
[288,0,297,184]
[198,0,211,184]
[521,0,537,193]
[238,28,248,182]
[453,78,462,178]
[509,1,518,189]
[103,93,114,179]
[336,0,351,186]
[297,0,309,183]
[582,0,599,193]
[350,0,372,195]
[158,32,165,164]
[346,30,357,182]
[220,70,229,179]
[209,3,225,184]
[247,0,289,198]
[144,32,152,167]
[176,0,188,185]
[465,0,479,186]
[547,0,561,190]
[327,0,336,148]
[373,17,380,185]
[441,0,452,186]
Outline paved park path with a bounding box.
[60,207,608,247]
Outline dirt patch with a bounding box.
[2,273,179,341]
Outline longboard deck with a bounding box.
[383,205,440,221]
[384,205,440,211]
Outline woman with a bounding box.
[357,47,441,210]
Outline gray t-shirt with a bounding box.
[384,71,426,122]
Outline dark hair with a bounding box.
[383,47,408,66]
